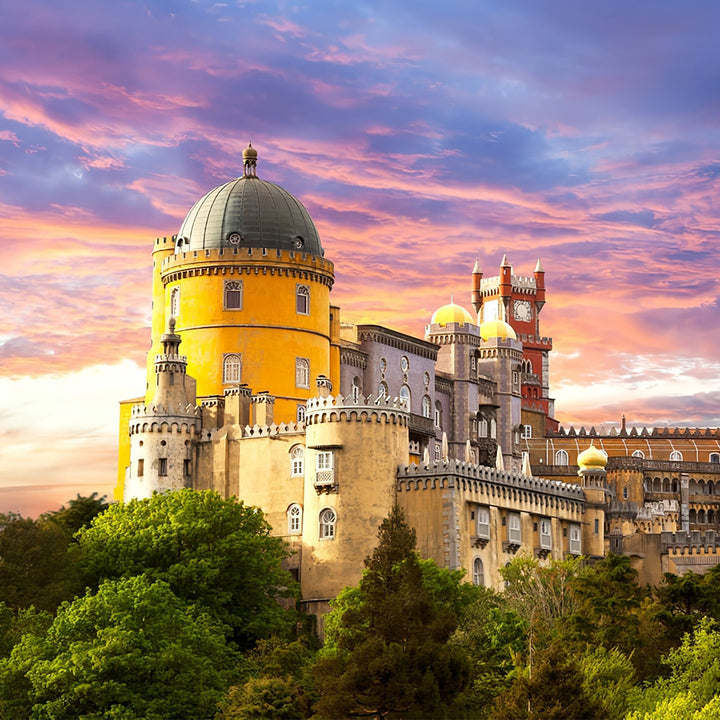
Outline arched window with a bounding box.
[296,284,310,315]
[170,286,180,317]
[632,450,645,459]
[378,381,388,399]
[295,357,310,388]
[670,450,683,461]
[478,418,488,438]
[399,385,411,411]
[422,395,432,418]
[623,486,629,499]
[223,354,241,383]
[672,479,678,493]
[490,419,497,439]
[351,376,361,402]
[287,504,302,534]
[290,446,304,477]
[434,401,442,428]
[470,354,477,372]
[555,449,569,466]
[434,443,441,461]
[711,453,720,464]
[296,405,306,423]
[662,477,670,493]
[699,509,707,524]
[569,524,582,554]
[472,557,485,586]
[319,507,336,540]
[224,280,243,310]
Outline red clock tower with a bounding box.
[471,256,557,435]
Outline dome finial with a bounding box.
[243,142,258,178]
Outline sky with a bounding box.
[2,0,720,516]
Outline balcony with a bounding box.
[314,470,335,489]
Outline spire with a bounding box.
[501,254,510,267]
[472,259,481,274]
[534,258,544,273]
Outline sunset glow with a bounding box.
[3,0,720,515]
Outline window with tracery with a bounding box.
[290,445,304,476]
[223,354,241,383]
[296,284,310,315]
[319,507,336,539]
[287,504,302,534]
[224,280,243,310]
[296,357,310,388]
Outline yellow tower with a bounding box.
[118,145,338,497]
[149,144,335,415]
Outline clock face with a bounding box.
[513,300,533,322]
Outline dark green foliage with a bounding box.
[77,489,297,648]
[0,513,82,613]
[313,506,470,718]
[491,641,603,719]
[42,492,109,536]
[451,589,527,717]
[218,638,317,719]
[0,576,239,719]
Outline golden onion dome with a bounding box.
[431,303,475,327]
[577,442,608,470]
[479,319,517,340]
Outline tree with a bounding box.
[450,588,527,718]
[0,576,239,719]
[313,506,470,718]
[217,637,317,719]
[0,513,82,613]
[42,492,109,536]
[626,618,720,719]
[77,490,297,648]
[491,641,603,719]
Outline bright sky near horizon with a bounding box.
[2,0,720,516]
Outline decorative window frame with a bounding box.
[290,445,305,477]
[319,507,336,540]
[223,280,243,311]
[422,395,432,419]
[296,405,306,423]
[295,357,310,388]
[477,507,490,540]
[555,449,569,466]
[296,284,310,315]
[669,450,683,462]
[399,384,411,412]
[288,504,302,534]
[223,353,242,384]
[522,425,532,439]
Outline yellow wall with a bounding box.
[116,397,142,500]
[151,248,335,424]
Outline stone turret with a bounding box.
[124,320,201,500]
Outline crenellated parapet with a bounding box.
[305,393,409,426]
[662,530,720,553]
[397,459,585,511]
[241,421,305,438]
[129,401,201,436]
[160,246,335,288]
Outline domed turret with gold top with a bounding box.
[479,318,517,340]
[430,302,475,327]
[577,442,608,471]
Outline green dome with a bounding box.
[176,148,322,256]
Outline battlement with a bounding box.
[555,425,720,438]
[480,274,537,294]
[155,353,187,364]
[131,402,201,419]
[159,245,334,283]
[517,333,552,347]
[662,530,720,552]
[305,393,409,426]
[397,459,585,502]
[199,421,305,443]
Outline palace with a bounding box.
[117,145,720,621]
